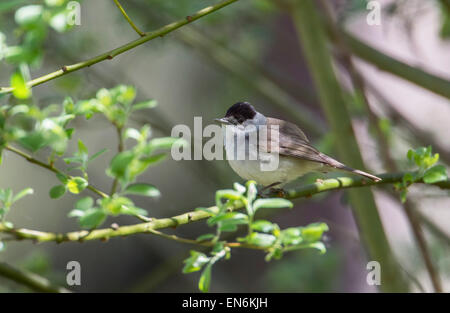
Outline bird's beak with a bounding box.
[214,118,231,125]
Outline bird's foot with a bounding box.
[258,182,282,198]
[269,187,287,198]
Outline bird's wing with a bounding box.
[265,117,342,166]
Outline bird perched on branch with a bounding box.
[215,102,381,192]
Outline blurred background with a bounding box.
[0,0,449,292]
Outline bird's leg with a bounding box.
[257,181,282,198]
[269,187,286,198]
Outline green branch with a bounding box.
[5,145,108,198]
[0,262,70,293]
[0,173,448,244]
[113,0,146,37]
[0,0,241,94]
[293,0,409,292]
[332,28,450,100]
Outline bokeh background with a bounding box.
[0,0,449,292]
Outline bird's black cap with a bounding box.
[225,102,256,124]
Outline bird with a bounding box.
[215,102,381,191]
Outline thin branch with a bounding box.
[403,200,443,292]
[5,145,109,198]
[0,0,241,94]
[145,227,264,250]
[0,262,70,293]
[113,0,146,37]
[0,173,448,244]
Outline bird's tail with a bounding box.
[318,153,382,182]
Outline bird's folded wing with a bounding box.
[265,117,344,167]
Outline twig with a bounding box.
[0,0,241,94]
[113,0,146,37]
[0,173,448,244]
[5,145,108,198]
[0,262,70,293]
[403,200,443,292]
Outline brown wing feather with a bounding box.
[266,117,330,164]
[265,118,382,181]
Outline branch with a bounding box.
[113,0,145,37]
[403,200,443,292]
[0,262,70,293]
[329,28,450,101]
[5,145,108,198]
[0,173,448,244]
[0,0,241,94]
[319,0,443,292]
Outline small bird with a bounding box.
[215,102,381,190]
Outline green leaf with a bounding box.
[12,188,33,202]
[66,177,88,194]
[10,70,30,99]
[148,137,185,151]
[251,220,276,233]
[215,189,243,204]
[49,185,66,199]
[123,183,160,197]
[244,232,276,247]
[88,148,108,162]
[108,151,134,180]
[182,250,210,274]
[233,182,246,194]
[77,139,88,156]
[199,264,212,293]
[300,223,329,242]
[246,181,257,203]
[253,198,293,212]
[196,233,215,242]
[423,165,448,184]
[132,99,157,111]
[75,197,94,211]
[280,228,303,246]
[15,5,43,26]
[207,212,248,227]
[79,209,107,229]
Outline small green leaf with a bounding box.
[207,212,248,227]
[12,188,33,203]
[423,165,448,184]
[199,264,212,293]
[108,151,134,180]
[15,5,43,26]
[148,137,185,151]
[300,223,329,242]
[77,139,88,156]
[233,182,246,194]
[10,70,30,99]
[49,185,66,199]
[251,220,276,233]
[88,148,108,162]
[182,250,210,274]
[79,209,107,229]
[75,197,94,211]
[123,183,160,197]
[196,233,215,242]
[244,232,277,247]
[66,177,88,194]
[215,189,243,204]
[132,99,157,111]
[253,198,293,212]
